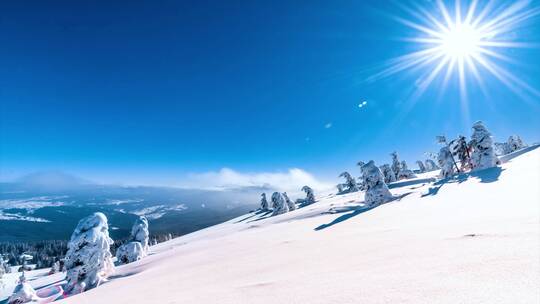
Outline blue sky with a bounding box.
[1,0,539,187]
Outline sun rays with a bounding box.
[369,0,540,107]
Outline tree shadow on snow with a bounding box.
[314,193,411,231]
[422,167,504,198]
[235,210,271,223]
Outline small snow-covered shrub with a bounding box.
[8,273,38,304]
[282,192,296,211]
[469,121,499,170]
[260,193,269,211]
[271,192,289,215]
[361,161,392,206]
[64,212,114,294]
[398,161,416,179]
[116,242,144,264]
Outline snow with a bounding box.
[5,146,540,304]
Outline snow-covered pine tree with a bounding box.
[116,216,150,264]
[8,272,38,304]
[339,172,359,193]
[425,159,439,171]
[271,192,289,215]
[356,161,366,190]
[131,216,149,253]
[301,186,316,205]
[390,152,402,178]
[451,135,471,171]
[260,193,269,211]
[437,146,455,178]
[469,121,499,170]
[494,142,510,156]
[282,192,296,211]
[398,161,416,179]
[379,164,397,183]
[361,161,392,206]
[416,160,426,173]
[507,135,526,152]
[0,257,5,285]
[64,212,114,294]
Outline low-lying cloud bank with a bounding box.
[180,168,334,194]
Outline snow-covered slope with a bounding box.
[48,147,540,303]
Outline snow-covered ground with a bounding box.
[4,146,540,303]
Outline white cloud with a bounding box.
[180,168,333,194]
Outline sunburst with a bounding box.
[369,0,540,106]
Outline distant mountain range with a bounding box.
[0,172,260,242]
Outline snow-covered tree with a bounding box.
[116,242,144,265]
[301,186,316,205]
[116,216,150,265]
[507,135,526,152]
[271,192,289,215]
[451,135,471,171]
[282,192,296,211]
[425,159,439,171]
[398,161,416,179]
[49,260,60,275]
[379,164,396,183]
[131,216,149,253]
[494,142,510,156]
[0,255,9,275]
[437,146,455,178]
[416,160,426,173]
[64,212,114,294]
[0,258,5,285]
[260,193,269,211]
[390,152,402,178]
[338,172,359,193]
[356,161,366,190]
[8,273,38,304]
[469,121,499,171]
[361,161,392,206]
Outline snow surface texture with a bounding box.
[7,146,539,304]
[63,212,115,294]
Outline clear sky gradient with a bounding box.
[1,0,539,186]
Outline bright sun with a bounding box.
[369,0,540,107]
[440,23,481,59]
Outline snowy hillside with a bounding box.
[5,146,540,304]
